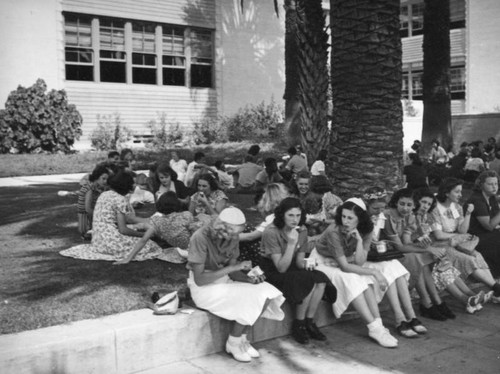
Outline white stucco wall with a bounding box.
[217,0,286,116]
[467,0,500,114]
[0,0,63,106]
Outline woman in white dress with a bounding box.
[187,207,285,363]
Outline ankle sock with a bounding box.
[367,319,382,331]
[227,335,242,345]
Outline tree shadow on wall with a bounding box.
[183,0,285,115]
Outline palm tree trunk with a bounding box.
[284,0,329,162]
[421,0,452,155]
[329,0,404,197]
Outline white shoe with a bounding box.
[466,295,482,314]
[226,337,251,362]
[242,335,260,358]
[368,326,398,348]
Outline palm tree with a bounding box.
[328,0,404,197]
[284,0,330,162]
[421,0,452,155]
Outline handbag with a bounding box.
[152,291,179,315]
[450,234,479,255]
[367,240,404,262]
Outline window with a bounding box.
[64,13,214,88]
[162,27,185,86]
[400,2,424,37]
[132,23,157,84]
[64,14,93,81]
[450,66,465,99]
[411,71,423,98]
[402,72,409,98]
[100,19,126,83]
[190,29,213,88]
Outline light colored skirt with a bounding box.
[364,260,410,301]
[188,272,285,326]
[310,249,376,318]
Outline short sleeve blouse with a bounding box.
[431,202,464,233]
[382,208,417,240]
[261,224,309,259]
[192,189,228,215]
[187,225,239,271]
[315,223,371,263]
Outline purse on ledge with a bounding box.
[367,240,404,262]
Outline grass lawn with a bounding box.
[0,142,283,177]
[0,182,260,335]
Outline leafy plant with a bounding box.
[90,113,132,151]
[225,98,284,142]
[147,112,184,150]
[0,78,82,154]
[191,116,228,145]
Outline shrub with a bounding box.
[191,116,228,145]
[0,79,82,154]
[147,112,184,150]
[90,113,132,151]
[225,98,284,142]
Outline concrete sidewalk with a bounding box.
[140,297,500,374]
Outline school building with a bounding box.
[1,0,499,149]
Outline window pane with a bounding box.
[163,68,185,86]
[412,3,424,33]
[162,56,185,66]
[133,23,156,53]
[450,67,465,92]
[101,61,126,82]
[100,50,125,60]
[191,64,212,88]
[64,14,92,47]
[163,27,184,55]
[191,30,212,59]
[132,53,156,66]
[402,72,409,98]
[133,68,156,84]
[66,65,93,81]
[100,20,125,50]
[66,48,93,64]
[412,72,423,97]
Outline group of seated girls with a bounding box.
[68,150,500,363]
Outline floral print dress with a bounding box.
[61,190,165,261]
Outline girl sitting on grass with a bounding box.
[114,191,210,265]
[77,165,109,240]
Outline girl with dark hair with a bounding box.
[61,171,164,262]
[114,192,209,264]
[119,148,134,171]
[413,189,487,314]
[155,162,191,206]
[431,177,500,301]
[77,165,109,239]
[189,173,228,217]
[363,187,428,338]
[310,199,399,348]
[403,153,428,190]
[466,170,500,284]
[260,197,337,344]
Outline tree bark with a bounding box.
[329,0,404,198]
[421,0,452,156]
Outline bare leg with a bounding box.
[385,282,406,325]
[471,269,496,287]
[296,288,313,320]
[306,283,326,319]
[365,287,381,319]
[445,282,469,305]
[423,266,443,305]
[231,322,248,337]
[454,278,476,296]
[415,272,432,308]
[395,276,417,320]
[351,292,376,324]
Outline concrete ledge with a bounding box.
[0,301,342,374]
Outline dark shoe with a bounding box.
[408,318,427,334]
[396,321,419,338]
[292,320,309,344]
[436,302,456,319]
[305,318,327,341]
[419,304,447,321]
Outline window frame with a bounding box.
[63,12,214,89]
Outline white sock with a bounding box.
[367,319,382,331]
[227,335,242,345]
